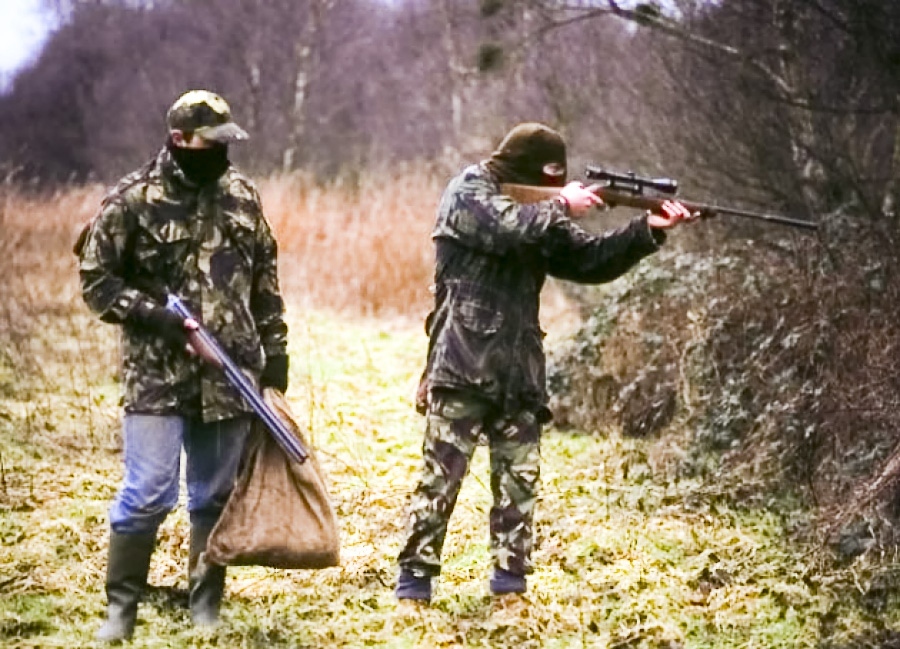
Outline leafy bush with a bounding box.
[547,234,900,533]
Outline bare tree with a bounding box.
[492,0,900,258]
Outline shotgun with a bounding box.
[165,293,309,464]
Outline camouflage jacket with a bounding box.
[424,163,663,420]
[78,147,287,422]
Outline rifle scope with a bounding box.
[585,166,679,196]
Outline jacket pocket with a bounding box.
[457,299,504,335]
[435,298,506,394]
[133,216,192,282]
[222,212,257,269]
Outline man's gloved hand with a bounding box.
[127,301,189,349]
[260,354,289,393]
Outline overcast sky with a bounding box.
[0,0,56,89]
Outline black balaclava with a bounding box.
[484,122,567,186]
[167,136,231,186]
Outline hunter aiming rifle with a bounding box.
[165,294,309,464]
[502,165,819,231]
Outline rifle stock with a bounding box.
[500,182,819,231]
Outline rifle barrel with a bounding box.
[166,294,309,464]
[701,204,819,231]
[499,183,818,231]
[593,188,819,231]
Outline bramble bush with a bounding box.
[547,231,900,540]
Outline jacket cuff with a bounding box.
[260,354,289,392]
[97,287,145,324]
[639,214,667,248]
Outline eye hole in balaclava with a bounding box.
[485,123,567,187]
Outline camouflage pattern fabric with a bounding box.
[78,147,287,422]
[166,90,249,144]
[400,152,666,584]
[398,391,541,577]
[423,162,664,420]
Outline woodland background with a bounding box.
[3,1,900,647]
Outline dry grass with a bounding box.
[0,169,439,320]
[258,170,438,318]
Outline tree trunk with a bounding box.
[283,2,331,173]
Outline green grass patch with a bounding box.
[1,305,898,647]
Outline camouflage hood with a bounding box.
[484,122,567,187]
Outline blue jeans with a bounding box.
[109,414,251,534]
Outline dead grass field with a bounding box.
[0,178,896,648]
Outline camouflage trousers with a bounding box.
[398,391,541,577]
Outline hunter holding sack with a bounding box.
[397,123,695,602]
[77,90,290,641]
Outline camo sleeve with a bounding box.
[542,214,664,284]
[249,211,288,360]
[78,200,146,324]
[432,167,567,255]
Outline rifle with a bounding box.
[165,293,309,464]
[501,165,819,231]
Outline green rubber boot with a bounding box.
[96,531,156,642]
[188,522,227,627]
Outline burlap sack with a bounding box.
[205,389,340,568]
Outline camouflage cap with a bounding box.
[166,90,249,143]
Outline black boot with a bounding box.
[395,569,433,602]
[96,531,156,642]
[189,522,227,627]
[490,567,526,595]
